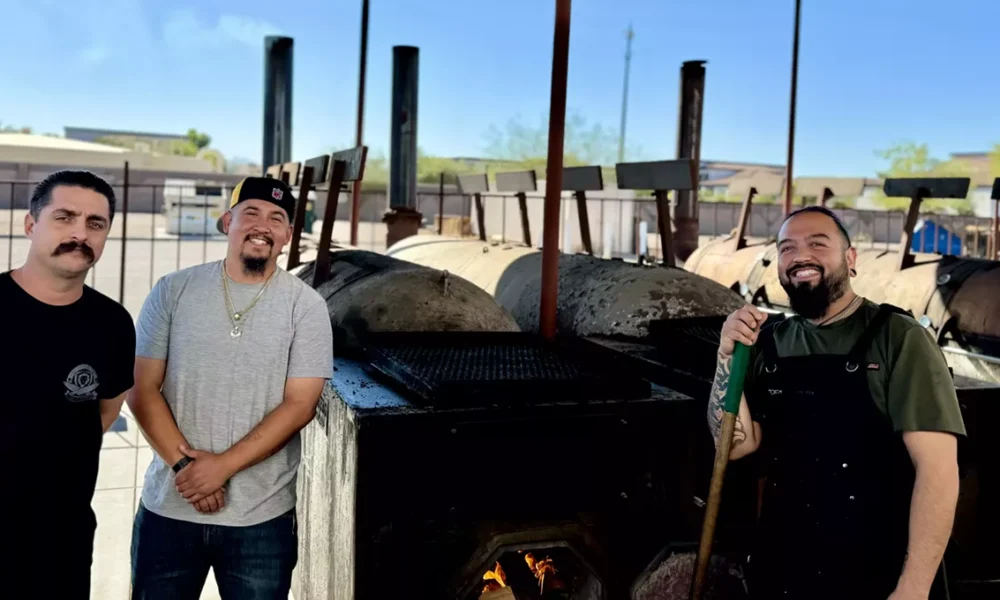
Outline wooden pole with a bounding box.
[690,343,751,600]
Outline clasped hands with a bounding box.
[174,445,237,514]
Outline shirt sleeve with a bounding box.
[103,307,137,400]
[135,276,173,360]
[887,325,967,436]
[287,292,334,380]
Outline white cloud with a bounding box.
[162,9,284,51]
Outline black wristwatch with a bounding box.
[172,456,195,473]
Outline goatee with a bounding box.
[781,261,850,320]
[241,256,268,276]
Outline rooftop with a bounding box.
[64,126,188,142]
[0,133,127,153]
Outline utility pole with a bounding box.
[784,0,802,217]
[617,23,634,164]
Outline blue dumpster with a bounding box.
[911,219,963,255]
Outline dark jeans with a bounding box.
[130,503,298,600]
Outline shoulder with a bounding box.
[83,286,134,328]
[867,302,942,367]
[150,261,220,302]
[276,268,327,314]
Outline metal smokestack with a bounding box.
[674,59,706,262]
[389,45,419,209]
[262,36,293,171]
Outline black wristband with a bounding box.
[172,456,195,473]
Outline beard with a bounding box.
[240,255,268,275]
[780,260,850,319]
[240,233,274,276]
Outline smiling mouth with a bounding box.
[245,235,272,247]
[789,266,821,281]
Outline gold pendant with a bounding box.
[233,312,242,321]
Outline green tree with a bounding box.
[989,143,1000,179]
[0,123,32,133]
[482,110,641,168]
[187,128,212,150]
[872,142,974,214]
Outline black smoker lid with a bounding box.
[362,332,652,409]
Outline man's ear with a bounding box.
[222,211,232,234]
[846,246,858,276]
[23,213,34,237]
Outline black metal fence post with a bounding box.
[7,182,14,270]
[118,162,129,305]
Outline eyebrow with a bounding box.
[52,208,108,223]
[778,233,832,246]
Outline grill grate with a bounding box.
[364,332,651,408]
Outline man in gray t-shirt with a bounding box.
[127,176,333,599]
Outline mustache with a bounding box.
[786,262,824,278]
[53,241,95,261]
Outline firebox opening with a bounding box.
[471,545,603,600]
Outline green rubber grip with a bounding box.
[723,342,750,415]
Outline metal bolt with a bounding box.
[842,463,848,468]
[450,428,457,434]
[620,492,628,499]
[620,418,628,425]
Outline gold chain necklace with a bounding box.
[221,260,277,338]
[817,294,863,326]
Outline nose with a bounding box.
[68,221,89,241]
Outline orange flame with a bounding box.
[482,561,507,594]
[524,553,559,594]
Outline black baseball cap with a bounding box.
[215,177,296,234]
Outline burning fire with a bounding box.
[524,552,559,594]
[480,553,563,596]
[482,561,507,594]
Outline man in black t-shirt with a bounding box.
[1,171,136,599]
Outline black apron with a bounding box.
[745,304,935,599]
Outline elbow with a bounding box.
[290,401,318,429]
[730,439,760,461]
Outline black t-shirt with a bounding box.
[1,270,136,523]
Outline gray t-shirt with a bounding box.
[135,260,333,527]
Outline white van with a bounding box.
[162,179,230,236]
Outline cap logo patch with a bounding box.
[867,362,880,370]
[272,188,283,200]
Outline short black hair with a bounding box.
[29,170,117,222]
[780,205,852,248]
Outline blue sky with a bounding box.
[1,0,997,177]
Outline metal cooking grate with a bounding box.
[364,332,651,408]
[378,344,585,382]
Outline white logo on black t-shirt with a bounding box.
[64,364,100,402]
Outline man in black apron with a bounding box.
[707,206,965,599]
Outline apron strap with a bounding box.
[845,303,909,367]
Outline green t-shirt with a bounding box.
[746,299,967,436]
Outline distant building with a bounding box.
[0,133,232,212]
[698,160,787,198]
[64,126,188,148]
[949,152,996,217]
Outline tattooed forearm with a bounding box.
[707,354,733,445]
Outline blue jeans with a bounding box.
[130,503,298,600]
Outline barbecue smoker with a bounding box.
[288,247,756,600]
[273,150,755,600]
